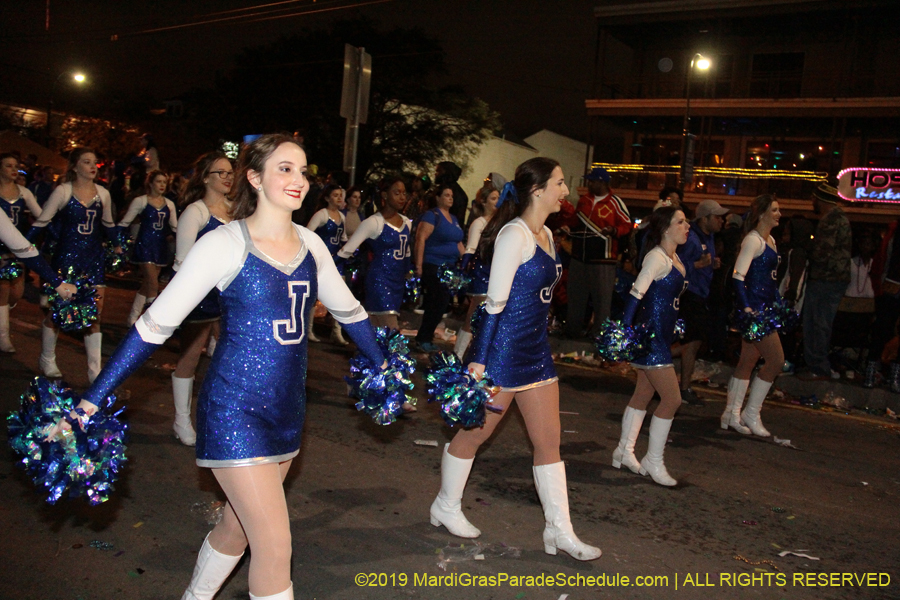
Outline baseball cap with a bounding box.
[585,167,610,182]
[695,199,729,219]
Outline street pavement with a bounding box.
[1,279,898,600]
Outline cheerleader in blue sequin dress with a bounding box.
[455,178,501,359]
[307,183,349,344]
[119,170,178,327]
[611,207,689,487]
[337,176,411,332]
[168,152,234,446]
[61,135,386,600]
[429,158,601,561]
[28,148,119,383]
[0,153,43,353]
[723,194,784,438]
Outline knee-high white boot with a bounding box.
[430,443,481,538]
[39,323,62,378]
[181,534,244,600]
[0,305,15,353]
[612,406,646,473]
[126,293,147,327]
[453,329,473,360]
[249,584,293,599]
[639,416,677,486]
[84,332,103,384]
[172,374,197,446]
[721,377,751,434]
[330,320,348,345]
[740,377,772,437]
[533,461,601,560]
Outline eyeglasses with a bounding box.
[210,170,234,179]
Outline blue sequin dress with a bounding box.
[742,239,780,312]
[364,216,411,315]
[182,204,226,324]
[131,201,174,265]
[631,249,687,369]
[196,221,318,467]
[483,221,562,391]
[312,210,345,256]
[51,195,110,286]
[0,196,30,256]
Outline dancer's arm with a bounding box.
[19,186,42,220]
[117,195,147,228]
[173,202,206,271]
[732,234,765,311]
[623,248,670,325]
[27,183,69,238]
[337,214,381,258]
[166,199,178,232]
[0,209,72,294]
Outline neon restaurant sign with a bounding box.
[838,168,900,203]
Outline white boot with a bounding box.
[533,461,601,560]
[453,329,472,360]
[722,378,751,434]
[639,416,677,486]
[612,406,646,473]
[430,443,481,538]
[126,293,147,327]
[180,534,244,600]
[173,374,197,446]
[330,320,348,345]
[84,332,103,384]
[249,583,293,599]
[0,305,15,353]
[307,320,320,343]
[740,377,772,437]
[39,323,62,377]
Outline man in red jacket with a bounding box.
[563,166,632,338]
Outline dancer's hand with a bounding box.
[54,282,77,300]
[43,400,99,441]
[467,362,485,381]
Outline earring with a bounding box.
[257,186,263,192]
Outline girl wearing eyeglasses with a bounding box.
[167,152,233,446]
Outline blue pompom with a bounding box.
[594,319,655,363]
[425,351,502,428]
[345,328,417,425]
[105,232,134,274]
[438,263,471,295]
[0,259,24,280]
[43,267,98,332]
[736,299,799,342]
[7,377,128,505]
[404,270,421,306]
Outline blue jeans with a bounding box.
[802,280,847,375]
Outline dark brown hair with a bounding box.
[145,170,168,194]
[638,206,681,269]
[180,151,230,208]
[478,157,560,263]
[65,147,96,183]
[744,194,777,235]
[230,133,300,220]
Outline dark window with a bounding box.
[750,52,804,97]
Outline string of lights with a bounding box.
[592,163,828,182]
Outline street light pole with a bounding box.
[680,53,710,187]
[45,70,86,148]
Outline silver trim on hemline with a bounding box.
[197,449,299,468]
[630,362,674,370]
[500,376,558,393]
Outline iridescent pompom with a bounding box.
[404,270,421,306]
[0,259,24,280]
[7,377,128,505]
[105,232,134,274]
[736,299,799,343]
[343,252,363,286]
[438,263,471,295]
[469,301,487,338]
[594,319,655,363]
[43,267,98,332]
[346,328,417,425]
[425,351,502,428]
[674,318,686,339]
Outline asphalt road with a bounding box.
[1,281,898,600]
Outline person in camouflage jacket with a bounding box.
[801,184,851,379]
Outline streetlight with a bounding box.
[680,53,711,187]
[46,70,87,146]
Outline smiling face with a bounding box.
[249,142,308,213]
[0,157,17,183]
[206,158,234,195]
[761,200,781,229]
[75,153,98,180]
[533,166,569,214]
[665,210,691,245]
[383,181,408,212]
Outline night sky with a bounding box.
[1,0,598,142]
